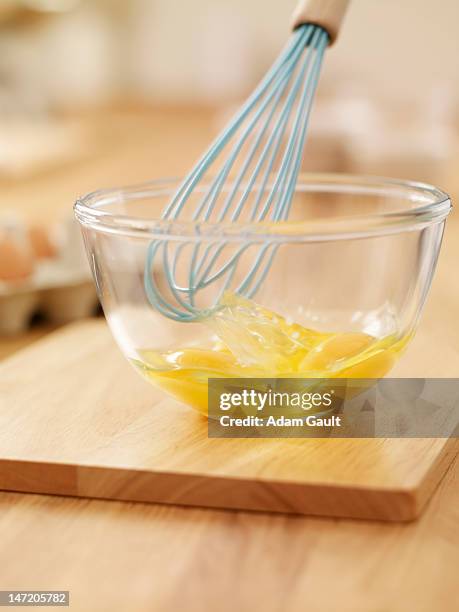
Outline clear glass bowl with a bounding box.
[74,174,451,415]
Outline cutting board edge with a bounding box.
[0,456,446,522]
[411,436,459,515]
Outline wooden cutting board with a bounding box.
[0,320,457,522]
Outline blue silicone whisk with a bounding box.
[145,0,350,322]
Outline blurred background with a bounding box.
[0,0,458,355]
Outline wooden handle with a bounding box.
[292,0,351,45]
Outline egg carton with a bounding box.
[0,270,98,336]
[0,215,99,336]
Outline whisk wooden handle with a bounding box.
[292,0,351,45]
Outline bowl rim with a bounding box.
[74,173,452,243]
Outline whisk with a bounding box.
[145,0,350,322]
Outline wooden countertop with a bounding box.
[0,457,457,611]
[0,107,458,611]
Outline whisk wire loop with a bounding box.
[144,24,329,322]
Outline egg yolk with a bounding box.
[133,292,409,415]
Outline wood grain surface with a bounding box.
[0,455,457,612]
[0,320,457,522]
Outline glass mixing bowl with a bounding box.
[74,174,451,415]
